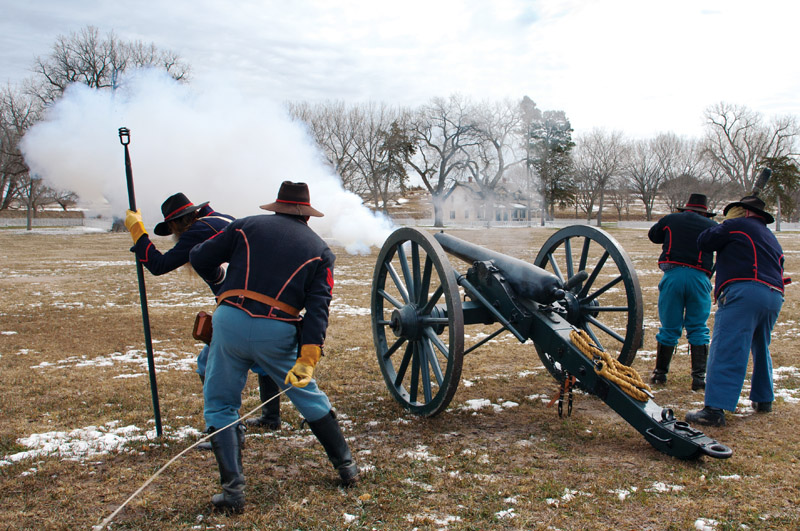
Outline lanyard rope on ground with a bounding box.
[569,329,651,402]
[94,387,291,530]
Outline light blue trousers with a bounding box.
[197,344,266,377]
[705,282,783,412]
[655,266,712,346]
[203,304,331,430]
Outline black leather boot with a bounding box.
[686,406,725,426]
[690,344,708,391]
[651,343,675,384]
[308,410,359,487]
[752,401,772,413]
[245,375,281,429]
[210,423,246,512]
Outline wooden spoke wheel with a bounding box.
[371,228,464,416]
[534,225,643,381]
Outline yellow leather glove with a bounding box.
[285,345,322,388]
[125,209,147,244]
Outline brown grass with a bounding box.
[1,227,799,530]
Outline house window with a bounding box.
[465,210,469,219]
[450,210,456,219]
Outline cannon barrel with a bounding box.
[434,231,565,304]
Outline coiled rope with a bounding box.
[569,329,651,402]
[94,387,291,530]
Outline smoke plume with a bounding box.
[20,69,393,254]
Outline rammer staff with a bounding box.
[118,127,162,437]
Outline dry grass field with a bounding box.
[1,225,799,530]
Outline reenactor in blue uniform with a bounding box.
[686,194,787,426]
[647,193,717,390]
[190,182,358,512]
[124,193,282,442]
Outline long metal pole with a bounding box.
[118,127,163,437]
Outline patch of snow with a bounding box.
[461,398,492,411]
[546,488,592,507]
[646,482,684,493]
[403,478,434,491]
[331,297,371,316]
[496,508,515,519]
[1,422,202,467]
[609,486,637,501]
[399,445,439,462]
[695,518,718,530]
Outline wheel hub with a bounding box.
[390,304,422,340]
[562,291,599,325]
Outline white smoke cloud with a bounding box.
[20,69,394,254]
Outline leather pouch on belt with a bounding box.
[192,311,213,344]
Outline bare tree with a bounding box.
[29,25,190,104]
[463,98,526,225]
[622,137,662,221]
[17,174,53,229]
[572,154,596,219]
[43,188,79,211]
[606,175,633,221]
[126,40,190,82]
[405,95,477,227]
[350,102,410,211]
[703,102,799,195]
[573,129,627,226]
[289,100,365,195]
[0,85,42,212]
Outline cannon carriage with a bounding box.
[370,225,731,460]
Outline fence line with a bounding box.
[0,217,85,227]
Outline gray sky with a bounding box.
[2,0,799,139]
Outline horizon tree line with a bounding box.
[2,25,799,229]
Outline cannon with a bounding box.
[370,225,731,460]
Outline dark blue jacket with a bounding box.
[189,213,335,347]
[132,205,234,295]
[648,210,717,276]
[697,217,785,300]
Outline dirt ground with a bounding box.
[1,225,799,530]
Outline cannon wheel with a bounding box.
[534,225,643,381]
[371,228,464,416]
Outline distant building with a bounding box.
[443,179,533,224]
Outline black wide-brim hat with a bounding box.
[677,193,716,217]
[723,195,775,224]
[154,192,210,236]
[260,181,324,217]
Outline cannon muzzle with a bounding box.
[434,231,565,304]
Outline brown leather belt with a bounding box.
[216,289,300,317]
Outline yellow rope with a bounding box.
[570,329,651,402]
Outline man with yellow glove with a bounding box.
[190,182,358,513]
[686,192,787,427]
[123,194,283,447]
